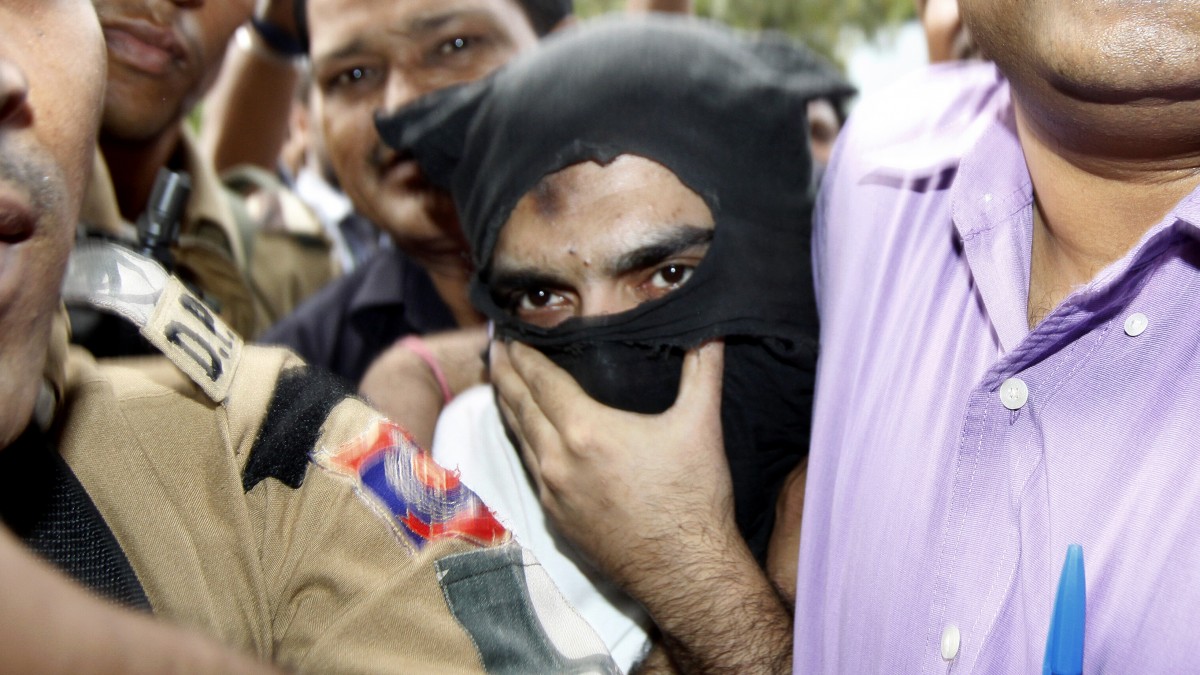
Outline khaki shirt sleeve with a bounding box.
[59,346,614,674]
[248,397,488,674]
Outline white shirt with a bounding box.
[432,386,651,672]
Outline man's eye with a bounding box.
[438,36,474,56]
[649,264,695,290]
[328,66,373,91]
[518,289,563,310]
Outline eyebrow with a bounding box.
[487,269,571,301]
[606,224,714,277]
[488,224,714,295]
[407,9,486,35]
[316,9,506,64]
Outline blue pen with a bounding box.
[1043,544,1086,675]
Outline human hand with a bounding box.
[494,340,793,673]
[489,339,738,596]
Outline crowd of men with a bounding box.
[4,0,1200,672]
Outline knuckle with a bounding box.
[561,425,595,454]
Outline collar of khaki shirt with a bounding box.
[80,126,247,270]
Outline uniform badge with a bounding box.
[316,419,509,549]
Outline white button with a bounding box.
[984,193,993,203]
[1124,312,1148,337]
[1000,377,1028,410]
[941,624,961,661]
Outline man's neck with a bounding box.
[99,125,183,223]
[1016,103,1200,327]
[398,240,484,328]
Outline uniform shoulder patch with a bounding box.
[242,366,353,492]
[143,277,244,403]
[63,241,244,402]
[313,419,509,550]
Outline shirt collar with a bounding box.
[80,127,246,268]
[345,247,454,334]
[949,80,1033,352]
[176,128,246,267]
[951,76,1200,358]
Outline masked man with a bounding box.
[378,17,851,672]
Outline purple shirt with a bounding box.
[795,61,1200,673]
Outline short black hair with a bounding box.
[294,0,572,52]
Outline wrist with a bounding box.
[247,16,305,59]
[631,533,790,672]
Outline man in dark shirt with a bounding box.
[261,247,456,384]
[259,0,572,386]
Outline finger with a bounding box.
[489,339,525,409]
[490,341,561,467]
[492,387,547,497]
[505,341,608,433]
[671,339,725,418]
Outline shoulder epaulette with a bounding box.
[62,240,243,403]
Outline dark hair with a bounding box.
[294,0,571,52]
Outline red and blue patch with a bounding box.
[318,419,508,549]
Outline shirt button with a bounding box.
[1000,377,1028,410]
[941,624,961,661]
[1124,312,1148,337]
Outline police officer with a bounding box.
[79,0,338,347]
[0,3,613,672]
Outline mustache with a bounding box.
[369,144,411,172]
[0,140,64,223]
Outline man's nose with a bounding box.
[582,289,636,318]
[382,69,419,114]
[0,59,29,126]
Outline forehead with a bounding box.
[493,156,714,267]
[308,0,533,56]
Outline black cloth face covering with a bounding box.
[378,16,853,561]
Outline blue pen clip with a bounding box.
[1043,544,1086,675]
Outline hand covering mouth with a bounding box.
[376,15,853,562]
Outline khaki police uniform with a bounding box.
[15,244,618,674]
[222,164,339,327]
[81,128,336,339]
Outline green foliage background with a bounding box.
[573,0,917,65]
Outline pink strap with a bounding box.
[398,335,453,405]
